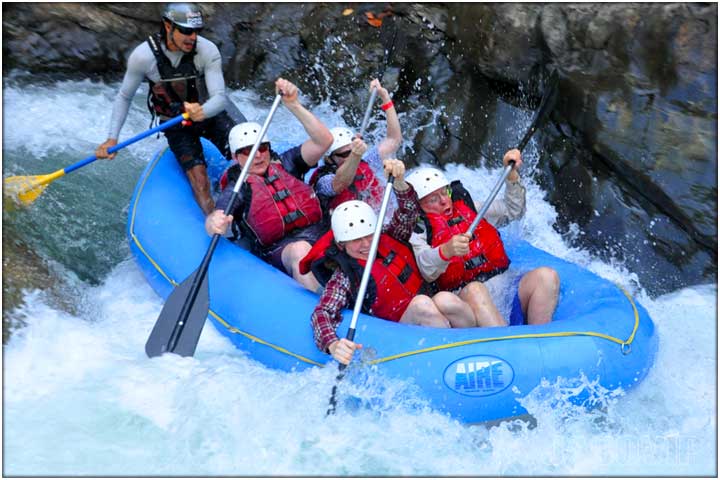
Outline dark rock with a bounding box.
[2,2,716,295]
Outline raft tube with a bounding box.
[128,139,658,424]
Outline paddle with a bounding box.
[325,26,402,414]
[327,174,396,416]
[359,87,379,137]
[144,94,284,358]
[3,113,190,207]
[358,23,398,137]
[465,69,559,235]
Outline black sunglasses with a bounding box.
[174,24,202,36]
[237,142,271,157]
[333,149,352,159]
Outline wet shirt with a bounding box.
[311,185,420,353]
[108,36,227,139]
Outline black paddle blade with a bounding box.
[145,268,210,358]
[326,362,349,416]
[536,69,559,121]
[517,69,559,152]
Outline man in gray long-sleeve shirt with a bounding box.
[95,3,244,215]
[407,150,560,327]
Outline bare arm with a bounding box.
[276,78,333,167]
[331,137,367,194]
[372,79,402,159]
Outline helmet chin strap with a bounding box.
[170,31,182,51]
[166,23,196,53]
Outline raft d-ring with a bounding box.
[620,343,632,355]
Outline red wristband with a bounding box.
[381,100,394,111]
[438,245,451,261]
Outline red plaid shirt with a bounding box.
[311,185,420,353]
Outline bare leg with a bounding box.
[518,267,560,325]
[458,281,507,327]
[281,241,321,293]
[185,164,215,216]
[399,295,451,328]
[431,291,477,328]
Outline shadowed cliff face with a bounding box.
[3,2,716,295]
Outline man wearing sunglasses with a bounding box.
[309,79,402,216]
[205,78,333,293]
[95,3,245,216]
[406,151,560,327]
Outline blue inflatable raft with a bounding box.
[128,139,658,424]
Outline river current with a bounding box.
[2,76,716,476]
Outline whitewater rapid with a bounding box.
[2,77,716,476]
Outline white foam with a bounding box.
[2,78,716,476]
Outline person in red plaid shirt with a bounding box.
[300,158,495,365]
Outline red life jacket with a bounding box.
[218,167,231,191]
[424,182,510,290]
[309,160,385,213]
[221,162,322,247]
[146,34,201,118]
[299,230,427,322]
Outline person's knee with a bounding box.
[462,281,490,300]
[536,267,560,293]
[282,241,311,268]
[433,291,458,307]
[409,295,439,316]
[404,295,450,327]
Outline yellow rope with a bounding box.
[209,311,323,366]
[129,150,322,367]
[129,147,176,286]
[367,284,641,364]
[129,149,642,368]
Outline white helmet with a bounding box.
[328,127,354,155]
[331,200,377,242]
[406,167,450,200]
[228,122,269,154]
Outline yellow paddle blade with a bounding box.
[3,170,65,206]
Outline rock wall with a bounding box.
[3,2,717,295]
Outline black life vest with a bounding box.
[146,33,202,118]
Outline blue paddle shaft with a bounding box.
[65,113,187,174]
